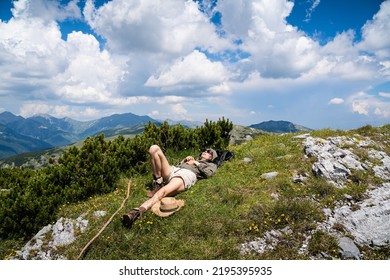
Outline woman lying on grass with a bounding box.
[122,144,218,227]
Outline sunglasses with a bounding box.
[204,149,213,155]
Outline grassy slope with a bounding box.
[3,125,389,260]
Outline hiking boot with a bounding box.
[147,177,164,198]
[122,208,142,228]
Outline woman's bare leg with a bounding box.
[149,145,171,181]
[122,177,185,228]
[140,177,185,211]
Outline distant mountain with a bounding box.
[0,111,159,159]
[29,114,91,135]
[249,120,311,133]
[0,111,24,125]
[163,119,203,128]
[229,124,268,145]
[95,125,148,139]
[0,124,53,159]
[80,113,157,138]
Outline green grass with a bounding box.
[2,124,389,260]
[307,230,339,258]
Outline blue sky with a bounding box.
[0,0,389,129]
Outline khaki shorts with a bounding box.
[168,166,197,190]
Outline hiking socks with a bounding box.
[148,177,163,198]
[153,176,163,185]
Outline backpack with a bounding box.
[213,149,235,167]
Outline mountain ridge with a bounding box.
[0,124,54,159]
[250,120,312,133]
[0,111,160,159]
[0,111,311,159]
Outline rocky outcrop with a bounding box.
[303,136,368,185]
[332,183,390,247]
[369,149,390,181]
[15,211,106,260]
[240,227,293,255]
[241,133,390,259]
[303,135,390,252]
[303,135,389,257]
[229,125,266,145]
[303,135,389,183]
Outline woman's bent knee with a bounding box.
[149,145,161,155]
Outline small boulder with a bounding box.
[261,171,279,180]
[338,237,360,260]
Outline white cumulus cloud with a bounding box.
[145,50,230,94]
[359,0,390,58]
[329,98,345,105]
[0,0,131,119]
[84,0,228,54]
[217,0,320,79]
[349,91,390,117]
[379,92,390,98]
[53,31,125,104]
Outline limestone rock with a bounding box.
[261,171,279,180]
[16,215,89,260]
[338,237,361,260]
[333,183,390,247]
[368,149,390,181]
[242,157,253,163]
[303,136,367,186]
[240,227,292,255]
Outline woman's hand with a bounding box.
[184,156,194,162]
[183,156,197,164]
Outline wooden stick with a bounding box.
[77,179,131,259]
